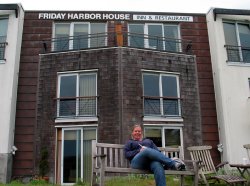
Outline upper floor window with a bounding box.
[0,16,8,61]
[57,71,97,118]
[128,23,180,52]
[142,71,181,117]
[53,22,106,51]
[223,21,250,63]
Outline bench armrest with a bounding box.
[216,161,229,170]
[93,154,107,158]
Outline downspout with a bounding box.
[116,22,124,143]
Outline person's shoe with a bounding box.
[173,158,186,171]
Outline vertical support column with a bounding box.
[115,22,123,47]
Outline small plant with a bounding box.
[39,147,49,178]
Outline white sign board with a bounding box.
[133,15,193,22]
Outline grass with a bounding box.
[0,175,232,186]
[105,174,229,186]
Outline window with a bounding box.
[0,16,8,61]
[57,71,97,118]
[223,21,250,63]
[128,23,180,52]
[53,22,106,51]
[143,72,181,117]
[144,126,183,148]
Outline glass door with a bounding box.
[61,128,82,184]
[60,128,96,184]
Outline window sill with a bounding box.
[143,116,183,122]
[55,117,98,123]
[227,62,250,67]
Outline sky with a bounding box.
[1,0,250,13]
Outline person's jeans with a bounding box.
[131,148,175,186]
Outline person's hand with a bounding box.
[139,144,147,152]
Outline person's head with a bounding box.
[131,124,143,141]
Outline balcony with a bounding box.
[42,32,192,55]
[56,96,97,119]
[143,96,182,117]
[0,42,7,61]
[225,45,250,63]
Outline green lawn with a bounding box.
[0,175,229,186]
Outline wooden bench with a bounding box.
[91,140,199,186]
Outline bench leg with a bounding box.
[91,172,98,186]
[180,175,184,186]
[194,174,198,186]
[99,169,104,186]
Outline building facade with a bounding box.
[0,4,24,183]
[207,8,250,163]
[11,10,219,184]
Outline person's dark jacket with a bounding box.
[124,138,159,161]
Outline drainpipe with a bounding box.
[116,22,124,143]
[115,22,123,47]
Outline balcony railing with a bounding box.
[225,45,250,63]
[0,42,7,61]
[56,96,97,118]
[143,96,182,117]
[42,32,192,54]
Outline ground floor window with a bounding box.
[144,126,183,148]
[56,127,96,184]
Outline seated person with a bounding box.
[124,124,185,186]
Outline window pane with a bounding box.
[129,24,144,48]
[144,128,162,147]
[163,99,179,116]
[164,129,180,147]
[83,129,96,181]
[143,74,159,96]
[0,18,8,42]
[54,24,70,51]
[73,24,89,49]
[59,75,77,116]
[148,24,163,50]
[143,74,160,115]
[79,74,96,116]
[164,25,179,52]
[0,17,8,60]
[238,24,250,62]
[90,23,106,47]
[63,130,82,183]
[60,75,77,97]
[223,22,240,62]
[223,22,238,46]
[162,76,177,97]
[144,98,161,115]
[162,76,179,116]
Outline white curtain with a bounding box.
[79,74,96,115]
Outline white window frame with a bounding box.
[142,70,182,120]
[53,22,107,51]
[56,70,98,122]
[128,23,180,51]
[223,20,250,63]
